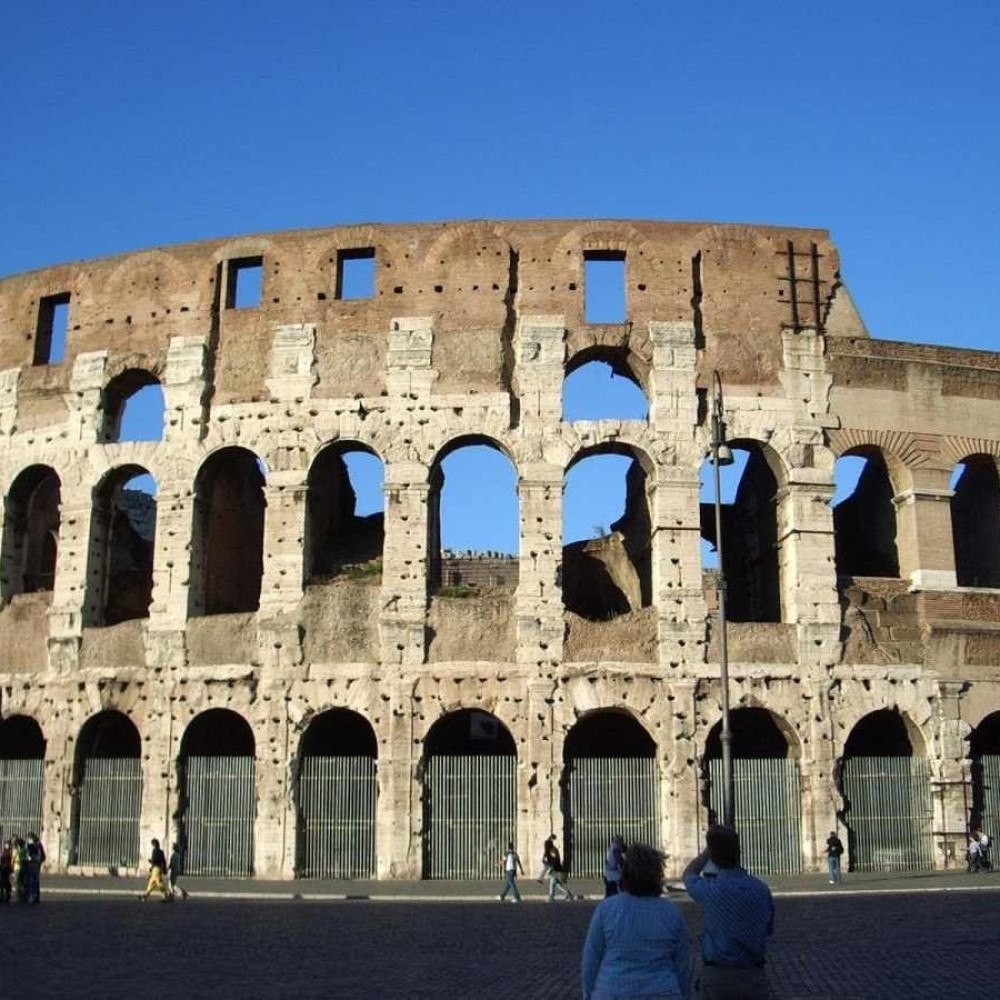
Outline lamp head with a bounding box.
[715,443,735,467]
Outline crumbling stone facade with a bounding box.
[1,219,998,879]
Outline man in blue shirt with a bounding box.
[683,825,774,1000]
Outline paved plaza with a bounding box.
[3,874,1000,999]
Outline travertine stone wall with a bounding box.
[1,220,998,878]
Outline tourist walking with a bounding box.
[539,833,558,883]
[24,831,45,903]
[167,842,189,900]
[0,839,12,903]
[825,830,844,884]
[603,835,625,897]
[683,825,774,1000]
[499,841,524,902]
[542,835,575,901]
[139,838,171,901]
[581,843,692,1000]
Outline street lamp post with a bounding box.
[710,370,736,828]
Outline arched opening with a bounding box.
[100,369,165,443]
[563,447,651,621]
[296,709,378,879]
[704,708,801,873]
[699,442,781,623]
[562,710,658,877]
[189,448,265,616]
[563,350,649,422]
[421,709,516,878]
[70,711,141,868]
[85,466,156,626]
[178,709,256,877]
[0,715,45,844]
[840,709,932,871]
[428,439,518,595]
[833,449,900,578]
[967,712,1000,835]
[1,466,60,601]
[305,443,384,582]
[951,455,1000,588]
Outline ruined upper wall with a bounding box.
[0,220,856,405]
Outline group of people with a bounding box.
[0,832,45,904]
[138,838,189,902]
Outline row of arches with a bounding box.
[3,706,999,878]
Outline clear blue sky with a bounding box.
[3,1,997,555]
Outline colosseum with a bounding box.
[0,219,998,881]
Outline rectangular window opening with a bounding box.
[336,248,376,300]
[226,256,264,309]
[35,292,71,364]
[584,251,626,323]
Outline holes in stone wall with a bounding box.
[34,292,70,364]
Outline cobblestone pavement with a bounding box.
[4,888,999,999]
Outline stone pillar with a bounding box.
[931,681,971,869]
[380,464,430,668]
[801,680,841,873]
[648,321,698,428]
[163,336,209,443]
[43,739,72,872]
[253,710,292,878]
[47,488,91,672]
[377,678,419,878]
[521,679,558,865]
[145,479,193,669]
[66,350,107,443]
[664,678,702,876]
[0,367,18,439]
[895,469,957,590]
[138,707,173,866]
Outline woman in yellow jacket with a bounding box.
[139,839,171,901]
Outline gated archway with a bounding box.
[178,709,255,877]
[0,715,45,844]
[71,711,141,867]
[563,711,658,878]
[296,709,377,878]
[969,712,1000,836]
[422,710,516,879]
[840,709,933,871]
[704,707,802,874]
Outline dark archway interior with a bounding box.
[844,709,913,757]
[564,711,654,760]
[834,450,899,578]
[700,443,781,623]
[300,709,377,757]
[2,465,61,598]
[181,709,255,757]
[952,456,1000,588]
[423,710,515,756]
[970,713,1000,758]
[0,715,46,759]
[705,707,789,759]
[76,711,140,760]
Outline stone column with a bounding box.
[137,705,173,866]
[47,487,91,673]
[895,469,957,590]
[665,678,702,875]
[163,336,210,443]
[931,681,971,869]
[521,679,558,867]
[66,350,107,444]
[253,710,292,878]
[377,678,419,878]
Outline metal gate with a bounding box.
[0,758,44,843]
[708,758,802,874]
[423,755,515,879]
[841,756,933,871]
[183,756,255,876]
[566,757,659,878]
[296,756,376,878]
[979,755,1000,835]
[74,757,141,867]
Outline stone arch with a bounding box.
[563,442,654,620]
[561,709,658,877]
[305,440,385,583]
[1,465,61,602]
[71,709,142,867]
[950,453,1000,588]
[968,711,1000,834]
[421,709,517,879]
[178,708,256,877]
[189,446,266,616]
[0,715,46,848]
[85,463,157,627]
[563,345,651,419]
[100,367,165,443]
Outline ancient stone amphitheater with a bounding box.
[1,219,998,881]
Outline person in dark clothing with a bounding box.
[825,831,844,884]
[543,835,575,901]
[167,842,189,901]
[25,832,45,903]
[0,839,12,903]
[139,838,171,901]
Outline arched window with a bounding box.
[563,350,648,422]
[832,449,899,578]
[101,369,165,443]
[305,443,384,582]
[1,466,60,600]
[951,455,1000,588]
[189,448,265,616]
